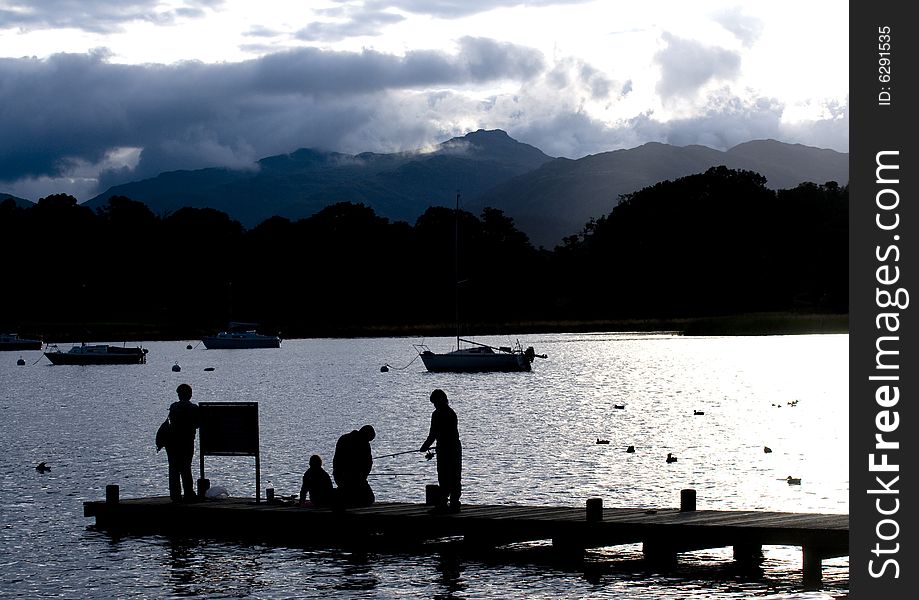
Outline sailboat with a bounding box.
[414,193,545,373]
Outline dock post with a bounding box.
[198,478,210,498]
[802,546,823,590]
[586,497,603,521]
[733,542,763,570]
[105,484,119,505]
[680,489,696,512]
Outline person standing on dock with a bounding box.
[332,424,376,507]
[166,383,200,502]
[420,389,462,513]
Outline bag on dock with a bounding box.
[155,418,172,452]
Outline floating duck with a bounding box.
[666,452,678,463]
[596,438,610,444]
[693,410,704,415]
[626,445,635,453]
[186,344,193,350]
[17,357,25,366]
[204,367,215,372]
[172,362,181,372]
[35,462,50,473]
[787,400,799,406]
[613,404,625,410]
[763,446,773,453]
[380,365,389,372]
[786,476,801,485]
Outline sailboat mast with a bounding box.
[454,191,460,352]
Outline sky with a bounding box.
[0,0,848,202]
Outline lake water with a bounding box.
[0,332,848,598]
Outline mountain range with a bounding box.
[67,129,848,248]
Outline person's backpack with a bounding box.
[155,418,172,452]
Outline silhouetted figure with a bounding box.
[300,454,334,507]
[332,424,376,507]
[166,383,200,502]
[420,389,462,513]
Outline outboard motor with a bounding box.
[524,346,536,362]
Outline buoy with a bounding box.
[186,344,193,350]
[666,452,678,463]
[17,357,25,366]
[764,446,773,453]
[626,445,635,453]
[172,363,181,372]
[380,365,389,372]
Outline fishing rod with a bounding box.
[373,447,437,460]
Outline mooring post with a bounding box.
[680,488,696,512]
[425,484,441,506]
[105,484,119,505]
[586,497,603,521]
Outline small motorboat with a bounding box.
[202,322,281,349]
[44,343,147,365]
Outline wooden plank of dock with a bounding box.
[84,493,847,590]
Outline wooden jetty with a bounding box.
[84,487,848,590]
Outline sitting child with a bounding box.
[299,454,334,507]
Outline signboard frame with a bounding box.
[197,401,262,502]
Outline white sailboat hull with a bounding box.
[418,345,532,373]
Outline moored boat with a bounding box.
[412,193,545,373]
[0,333,43,351]
[44,343,148,365]
[201,322,281,349]
[415,338,540,373]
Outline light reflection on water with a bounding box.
[0,333,848,598]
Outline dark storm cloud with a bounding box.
[654,32,741,100]
[0,40,545,185]
[0,0,222,34]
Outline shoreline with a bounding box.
[8,312,848,344]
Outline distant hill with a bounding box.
[1,193,33,208]
[83,131,847,248]
[470,139,849,247]
[85,129,552,226]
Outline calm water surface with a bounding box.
[0,333,848,598]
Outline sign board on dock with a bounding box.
[199,401,259,456]
[198,402,262,501]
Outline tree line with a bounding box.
[0,166,847,340]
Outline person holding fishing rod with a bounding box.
[420,389,462,513]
